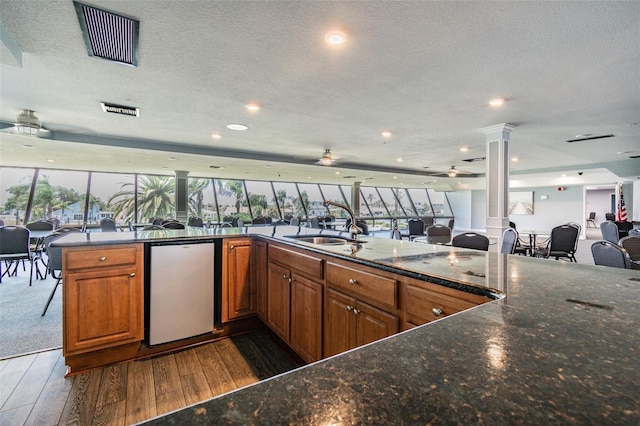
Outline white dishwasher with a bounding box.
[149,242,215,345]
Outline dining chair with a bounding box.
[407,218,425,241]
[500,228,518,254]
[100,217,118,232]
[629,229,640,236]
[586,212,596,228]
[188,216,204,227]
[252,216,267,225]
[590,240,631,269]
[425,224,452,245]
[309,217,321,229]
[162,221,185,229]
[421,217,434,227]
[142,224,165,230]
[0,226,37,286]
[451,232,490,251]
[600,221,619,244]
[41,231,67,316]
[289,217,300,226]
[535,224,579,262]
[619,235,640,270]
[152,217,164,225]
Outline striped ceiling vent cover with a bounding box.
[73,1,139,66]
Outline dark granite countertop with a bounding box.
[54,227,640,424]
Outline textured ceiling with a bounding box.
[1,0,639,190]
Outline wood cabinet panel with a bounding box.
[64,246,138,271]
[290,273,323,363]
[324,288,356,358]
[269,245,324,279]
[223,239,254,322]
[64,249,143,357]
[253,240,268,321]
[356,300,399,347]
[326,261,397,309]
[266,262,291,342]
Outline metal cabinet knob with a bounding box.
[346,305,353,311]
[353,308,360,315]
[432,307,443,316]
[99,256,106,261]
[129,273,136,277]
[348,278,358,285]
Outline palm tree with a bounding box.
[188,178,212,217]
[109,175,175,222]
[217,180,245,215]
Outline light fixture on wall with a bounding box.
[15,109,41,136]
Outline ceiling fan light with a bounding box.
[15,109,41,136]
[447,166,458,177]
[319,149,334,166]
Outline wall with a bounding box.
[585,188,614,227]
[445,191,471,230]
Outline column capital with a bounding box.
[480,123,517,136]
[174,170,190,178]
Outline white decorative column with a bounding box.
[175,170,189,223]
[352,181,361,217]
[480,124,516,246]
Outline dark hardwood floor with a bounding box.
[0,330,299,425]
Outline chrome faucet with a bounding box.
[323,200,362,240]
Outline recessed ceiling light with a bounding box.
[561,174,567,177]
[335,171,340,175]
[226,123,248,131]
[460,147,469,152]
[211,133,221,140]
[381,131,392,138]
[246,103,260,112]
[22,144,35,149]
[264,165,271,168]
[511,156,520,162]
[325,30,346,45]
[489,98,505,107]
[393,176,397,179]
[47,159,55,163]
[397,158,403,162]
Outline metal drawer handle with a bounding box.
[346,305,353,311]
[348,278,358,285]
[99,256,106,261]
[129,273,136,277]
[432,307,443,316]
[352,308,360,315]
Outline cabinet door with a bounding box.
[356,300,399,347]
[290,273,323,363]
[324,288,356,357]
[225,239,254,321]
[267,262,291,342]
[64,266,142,356]
[253,240,268,321]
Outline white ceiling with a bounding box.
[1,0,639,190]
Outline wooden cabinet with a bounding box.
[63,244,144,356]
[267,244,325,363]
[324,259,399,358]
[253,239,268,321]
[324,288,399,357]
[402,277,491,329]
[223,238,254,322]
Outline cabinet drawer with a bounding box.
[269,245,324,279]
[326,261,397,309]
[64,246,139,271]
[405,284,480,325]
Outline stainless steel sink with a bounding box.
[284,235,365,245]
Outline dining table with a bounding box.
[519,229,550,256]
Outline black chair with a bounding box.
[421,217,434,227]
[535,224,579,262]
[447,219,455,230]
[142,224,165,230]
[615,221,633,240]
[99,217,118,232]
[344,218,369,236]
[289,217,300,226]
[452,232,490,251]
[425,224,451,244]
[605,212,615,221]
[619,235,640,270]
[162,221,185,229]
[407,218,425,241]
[252,216,267,225]
[586,212,596,228]
[509,221,530,256]
[600,221,619,244]
[188,216,204,227]
[591,241,631,269]
[41,230,70,316]
[152,217,164,225]
[501,228,518,254]
[309,217,321,229]
[0,226,37,286]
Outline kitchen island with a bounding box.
[53,226,639,424]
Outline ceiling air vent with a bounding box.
[462,157,486,162]
[565,134,614,143]
[74,1,139,66]
[629,155,640,159]
[100,102,139,117]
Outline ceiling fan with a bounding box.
[316,149,337,166]
[0,109,47,136]
[423,165,480,179]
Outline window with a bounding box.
[297,183,325,218]
[273,182,305,219]
[359,187,382,217]
[92,172,135,225]
[0,167,35,226]
[215,179,249,222]
[407,188,433,217]
[28,169,88,224]
[428,189,453,217]
[134,174,175,222]
[245,180,278,219]
[188,177,214,220]
[319,184,349,218]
